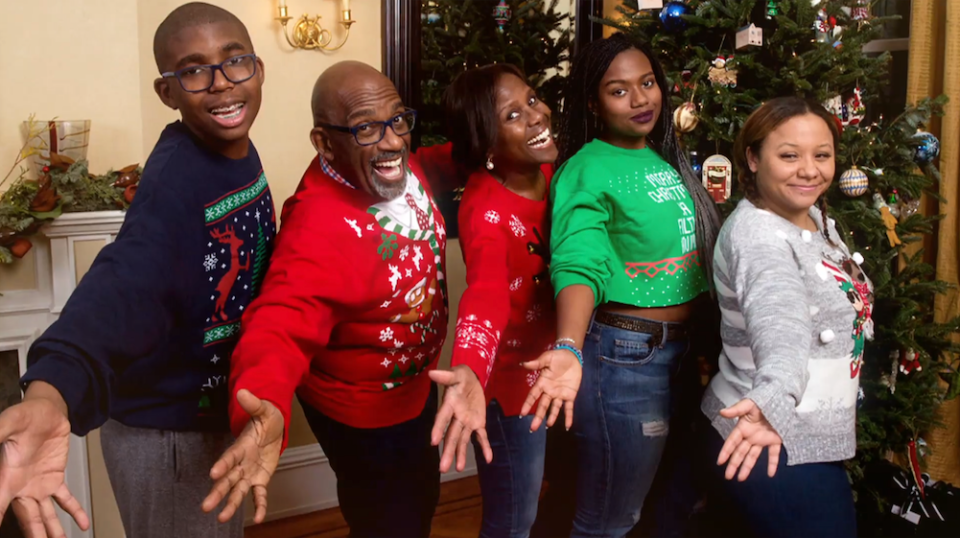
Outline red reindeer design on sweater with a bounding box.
[211,225,249,321]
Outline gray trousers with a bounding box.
[99,420,244,538]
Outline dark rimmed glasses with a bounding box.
[317,109,418,146]
[161,53,258,93]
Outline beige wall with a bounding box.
[0,1,145,186]
[137,0,382,210]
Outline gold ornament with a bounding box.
[673,102,699,133]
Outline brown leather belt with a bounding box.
[594,310,689,343]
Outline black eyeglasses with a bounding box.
[317,109,418,146]
[161,53,258,93]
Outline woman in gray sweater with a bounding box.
[701,97,873,537]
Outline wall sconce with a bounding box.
[275,0,355,52]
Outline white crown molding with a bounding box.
[42,210,126,238]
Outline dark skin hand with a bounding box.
[0,381,90,538]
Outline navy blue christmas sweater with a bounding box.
[22,121,276,435]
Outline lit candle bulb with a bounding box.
[342,0,350,12]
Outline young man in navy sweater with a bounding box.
[0,3,280,537]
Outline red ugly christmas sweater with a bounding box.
[229,146,457,447]
[451,165,556,417]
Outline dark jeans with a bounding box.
[633,349,708,538]
[570,317,690,538]
[299,387,440,538]
[473,400,547,538]
[702,419,857,538]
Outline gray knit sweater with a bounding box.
[702,199,874,465]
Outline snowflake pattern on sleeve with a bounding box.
[455,315,502,384]
[509,215,526,237]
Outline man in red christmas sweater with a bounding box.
[199,61,479,537]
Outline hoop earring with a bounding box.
[485,157,494,170]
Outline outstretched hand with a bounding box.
[717,398,782,482]
[520,348,582,432]
[202,389,283,525]
[428,366,492,473]
[0,382,90,538]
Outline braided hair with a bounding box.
[557,32,721,287]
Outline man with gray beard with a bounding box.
[201,61,468,538]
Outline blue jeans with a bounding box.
[473,400,547,538]
[571,316,690,538]
[703,421,857,538]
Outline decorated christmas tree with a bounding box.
[602,0,958,525]
[420,0,573,146]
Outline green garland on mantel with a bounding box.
[0,153,141,264]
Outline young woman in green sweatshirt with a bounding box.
[523,33,720,538]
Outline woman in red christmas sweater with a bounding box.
[429,64,561,538]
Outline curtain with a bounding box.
[908,0,960,485]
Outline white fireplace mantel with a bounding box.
[42,210,125,315]
[0,210,126,538]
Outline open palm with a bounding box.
[521,349,582,432]
[717,398,783,482]
[0,399,90,537]
[203,389,283,525]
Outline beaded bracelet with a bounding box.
[555,337,577,346]
[551,343,584,366]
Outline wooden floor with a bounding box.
[245,477,482,538]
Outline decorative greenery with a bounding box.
[1,149,140,264]
[603,0,959,522]
[420,0,572,146]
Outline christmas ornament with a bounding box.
[659,1,691,32]
[673,102,699,133]
[688,150,702,175]
[822,94,844,132]
[873,193,902,247]
[900,199,921,221]
[708,56,737,87]
[844,87,865,126]
[493,1,511,32]
[814,7,843,46]
[887,189,900,218]
[736,23,762,49]
[851,0,870,21]
[673,70,695,93]
[702,154,732,203]
[814,8,830,42]
[912,130,940,164]
[900,348,921,374]
[881,350,899,393]
[907,439,926,497]
[839,167,868,197]
[765,0,779,19]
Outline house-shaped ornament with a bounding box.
[736,23,763,49]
